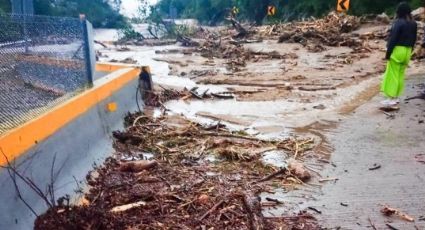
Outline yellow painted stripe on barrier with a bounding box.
[96,63,134,72]
[0,64,140,165]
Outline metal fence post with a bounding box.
[22,0,29,53]
[80,14,94,87]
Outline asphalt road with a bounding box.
[304,75,425,229]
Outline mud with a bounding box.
[93,15,425,134]
[35,12,425,229]
[35,113,321,229]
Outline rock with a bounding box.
[119,160,158,173]
[288,159,311,182]
[376,13,390,24]
[197,194,210,204]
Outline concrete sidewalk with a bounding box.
[305,75,425,229]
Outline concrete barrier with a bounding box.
[0,63,142,230]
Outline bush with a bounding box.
[34,0,128,28]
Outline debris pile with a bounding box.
[274,12,364,51]
[35,113,320,229]
[197,33,299,72]
[144,87,186,107]
[144,87,235,107]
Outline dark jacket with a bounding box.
[386,18,417,59]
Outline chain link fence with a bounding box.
[0,13,94,134]
[11,0,34,15]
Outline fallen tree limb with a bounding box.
[211,93,234,99]
[241,193,264,230]
[110,201,146,213]
[94,40,108,48]
[199,200,225,221]
[256,168,287,183]
[381,205,415,222]
[227,17,248,38]
[318,177,339,183]
[298,86,336,91]
[177,35,200,47]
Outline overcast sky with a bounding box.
[121,0,158,17]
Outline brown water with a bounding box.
[94,33,425,227]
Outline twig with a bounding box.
[381,205,414,222]
[308,207,322,214]
[48,153,57,206]
[1,150,39,216]
[110,201,146,213]
[369,164,381,170]
[386,224,399,230]
[319,177,339,182]
[241,193,264,230]
[200,132,265,142]
[256,168,287,183]
[265,197,284,205]
[294,142,299,159]
[199,200,225,221]
[304,165,322,177]
[368,217,377,230]
[132,115,149,126]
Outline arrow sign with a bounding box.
[267,6,276,16]
[337,0,350,12]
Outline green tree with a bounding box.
[0,0,11,13]
[152,0,425,24]
[34,0,127,28]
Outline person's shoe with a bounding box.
[391,98,400,104]
[380,99,397,106]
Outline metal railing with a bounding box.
[0,13,94,134]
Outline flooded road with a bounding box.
[94,30,383,137]
[94,28,425,228]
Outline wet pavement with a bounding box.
[303,75,425,229]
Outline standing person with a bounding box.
[381,2,417,106]
[139,66,153,100]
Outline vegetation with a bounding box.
[0,0,11,14]
[0,0,127,28]
[153,0,425,25]
[34,0,127,28]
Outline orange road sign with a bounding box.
[337,0,350,12]
[232,6,239,15]
[268,6,276,16]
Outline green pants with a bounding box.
[381,46,412,98]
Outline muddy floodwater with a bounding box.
[52,20,424,229]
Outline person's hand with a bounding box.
[384,55,390,60]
